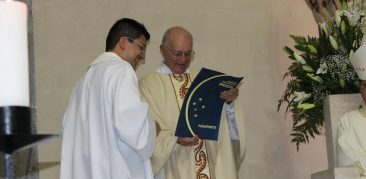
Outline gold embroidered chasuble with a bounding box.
[139,71,246,179]
[168,73,211,179]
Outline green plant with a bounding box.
[278,0,364,150]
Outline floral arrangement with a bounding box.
[278,0,365,150]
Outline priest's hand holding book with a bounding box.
[220,87,239,104]
[177,135,199,146]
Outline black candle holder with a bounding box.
[0,106,57,178]
[0,106,57,154]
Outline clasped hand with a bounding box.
[220,87,239,103]
[177,135,199,146]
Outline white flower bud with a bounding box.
[302,65,314,72]
[319,22,328,37]
[329,35,339,50]
[307,73,323,83]
[294,53,306,64]
[335,10,342,27]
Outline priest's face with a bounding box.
[360,80,366,103]
[160,29,194,74]
[124,35,147,70]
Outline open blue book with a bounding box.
[174,68,243,141]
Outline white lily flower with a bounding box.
[316,62,328,74]
[344,11,361,26]
[335,10,342,27]
[343,10,352,17]
[294,91,312,104]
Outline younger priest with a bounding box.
[60,18,156,179]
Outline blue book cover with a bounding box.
[174,68,243,140]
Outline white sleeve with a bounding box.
[225,103,240,140]
[111,66,156,160]
[337,114,366,169]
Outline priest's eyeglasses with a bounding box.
[126,36,146,53]
[163,45,195,59]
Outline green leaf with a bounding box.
[290,35,307,45]
[341,0,348,10]
[339,79,346,88]
[283,46,294,56]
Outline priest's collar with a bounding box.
[157,61,189,74]
[89,52,122,67]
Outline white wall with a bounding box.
[33,0,329,178]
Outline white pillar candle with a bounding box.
[0,0,29,107]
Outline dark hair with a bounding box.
[105,18,150,51]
